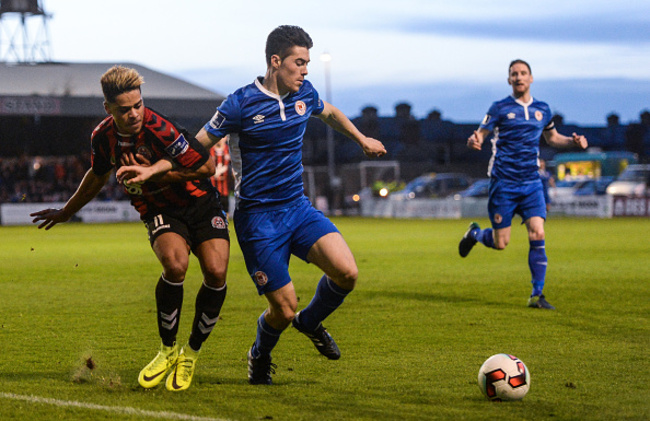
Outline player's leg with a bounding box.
[291,232,355,360]
[520,181,554,309]
[248,284,296,385]
[459,179,513,256]
[166,237,230,391]
[164,197,230,390]
[524,216,553,309]
[139,230,190,388]
[234,208,293,384]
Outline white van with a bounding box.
[606,164,650,196]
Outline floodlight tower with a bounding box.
[0,0,52,63]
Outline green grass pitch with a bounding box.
[0,217,648,420]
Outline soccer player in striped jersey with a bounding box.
[458,59,588,310]
[31,66,230,391]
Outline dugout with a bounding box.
[0,62,225,157]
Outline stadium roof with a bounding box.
[0,62,224,118]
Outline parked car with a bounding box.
[391,173,472,200]
[453,179,490,199]
[605,164,650,196]
[572,176,616,196]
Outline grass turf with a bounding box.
[0,217,648,420]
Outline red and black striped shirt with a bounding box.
[91,107,213,218]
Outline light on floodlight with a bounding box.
[379,188,389,197]
[352,194,360,202]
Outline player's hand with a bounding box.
[361,137,387,158]
[116,165,153,185]
[467,130,483,151]
[120,152,152,167]
[572,133,588,149]
[30,208,72,230]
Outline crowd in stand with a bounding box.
[0,154,126,203]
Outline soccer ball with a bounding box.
[477,354,530,401]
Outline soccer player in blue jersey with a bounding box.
[197,25,386,384]
[458,59,588,310]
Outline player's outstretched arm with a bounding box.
[317,101,386,158]
[543,129,588,149]
[116,150,216,184]
[30,169,109,230]
[116,158,174,185]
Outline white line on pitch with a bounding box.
[0,392,232,421]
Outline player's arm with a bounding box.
[30,168,110,230]
[467,128,490,150]
[317,101,386,158]
[543,128,588,149]
[116,153,215,185]
[196,127,226,150]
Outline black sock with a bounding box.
[155,274,184,347]
[188,282,227,351]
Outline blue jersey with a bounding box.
[480,96,554,182]
[204,77,325,211]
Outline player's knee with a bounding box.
[528,230,545,242]
[494,239,508,250]
[202,265,227,289]
[331,265,358,291]
[162,260,188,283]
[268,305,296,328]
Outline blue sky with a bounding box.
[14,0,650,125]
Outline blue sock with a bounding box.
[476,228,495,249]
[529,240,547,296]
[251,312,283,358]
[298,275,350,332]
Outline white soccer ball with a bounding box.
[477,354,530,401]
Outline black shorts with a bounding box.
[144,193,230,252]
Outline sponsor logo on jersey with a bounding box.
[118,140,134,147]
[254,271,268,286]
[507,112,516,120]
[165,134,189,158]
[295,100,306,116]
[253,114,265,124]
[136,145,153,160]
[535,110,543,121]
[481,115,491,125]
[209,110,226,129]
[494,213,503,224]
[211,216,226,229]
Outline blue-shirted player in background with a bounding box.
[193,25,386,384]
[458,59,588,310]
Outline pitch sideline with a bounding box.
[0,392,231,421]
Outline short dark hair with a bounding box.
[265,25,313,66]
[509,59,532,75]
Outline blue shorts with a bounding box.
[488,179,546,229]
[234,197,339,295]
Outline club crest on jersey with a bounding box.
[254,271,268,287]
[295,100,306,116]
[535,110,543,121]
[209,110,226,129]
[136,145,153,160]
[211,216,226,229]
[165,134,189,158]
